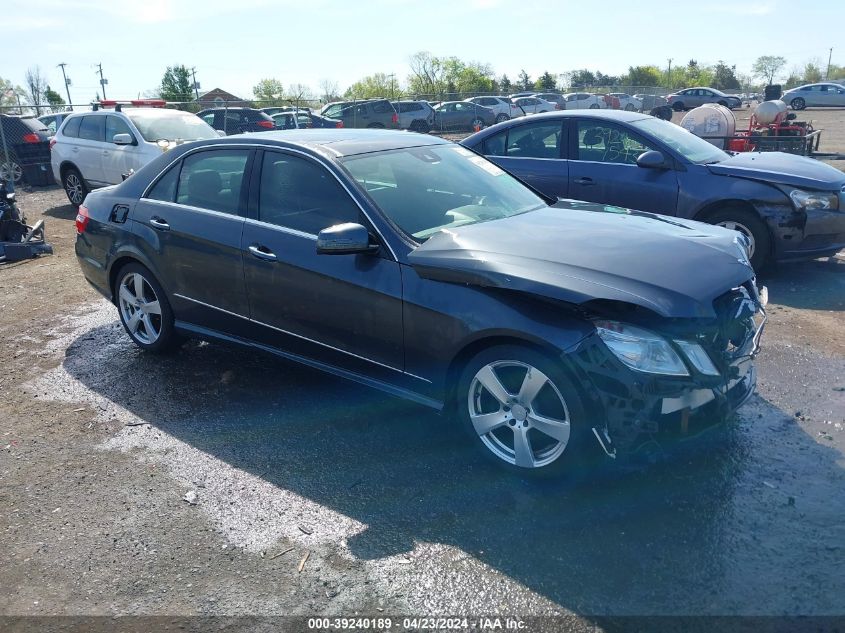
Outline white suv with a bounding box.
[51,105,218,207]
[463,96,524,123]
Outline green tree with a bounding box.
[344,73,396,99]
[534,71,556,91]
[803,61,823,83]
[712,61,741,90]
[517,69,531,91]
[159,65,193,103]
[407,51,446,97]
[752,55,787,85]
[568,69,596,88]
[625,65,662,87]
[253,78,285,105]
[44,86,65,111]
[498,74,513,93]
[0,77,26,113]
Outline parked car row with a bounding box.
[0,114,53,186]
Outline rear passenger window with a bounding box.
[78,116,105,142]
[176,150,250,213]
[372,101,391,114]
[258,152,360,235]
[147,163,180,202]
[61,116,82,138]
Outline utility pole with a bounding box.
[827,47,833,80]
[667,58,673,90]
[388,73,396,100]
[57,63,73,110]
[96,63,108,100]
[191,67,200,100]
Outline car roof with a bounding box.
[235,128,450,157]
[463,110,651,141]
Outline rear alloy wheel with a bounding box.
[0,153,23,185]
[705,207,771,270]
[458,345,590,475]
[624,103,635,111]
[470,117,484,130]
[115,263,180,353]
[366,122,385,129]
[717,100,728,107]
[589,103,600,109]
[409,120,430,133]
[672,101,685,111]
[495,113,509,123]
[790,97,806,111]
[62,167,88,208]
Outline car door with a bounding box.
[477,119,568,199]
[132,148,253,334]
[101,115,141,184]
[74,115,108,185]
[241,149,404,380]
[834,86,845,107]
[567,119,679,214]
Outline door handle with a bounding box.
[575,177,595,186]
[248,244,277,261]
[149,216,170,231]
[71,147,79,152]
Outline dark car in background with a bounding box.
[432,101,496,132]
[260,106,312,117]
[461,110,845,269]
[73,129,765,474]
[38,112,70,136]
[196,108,275,135]
[320,99,399,129]
[667,87,742,111]
[271,111,342,130]
[0,114,53,186]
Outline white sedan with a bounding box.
[510,96,557,114]
[561,92,605,109]
[608,93,643,111]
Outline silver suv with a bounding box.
[391,101,436,132]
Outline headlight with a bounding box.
[594,321,689,376]
[673,340,720,376]
[789,188,839,210]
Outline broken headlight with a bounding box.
[789,188,839,211]
[673,340,720,376]
[594,321,689,376]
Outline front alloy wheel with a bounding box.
[0,154,22,184]
[468,361,571,468]
[458,345,591,475]
[790,97,806,111]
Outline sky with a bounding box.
[4,0,843,105]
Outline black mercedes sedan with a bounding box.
[74,129,766,474]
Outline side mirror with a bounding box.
[316,223,379,255]
[636,150,669,169]
[216,129,227,137]
[113,133,133,145]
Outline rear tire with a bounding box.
[790,97,806,111]
[366,122,385,129]
[0,151,23,185]
[456,344,595,477]
[62,167,88,208]
[495,113,509,123]
[624,103,635,111]
[672,101,685,111]
[702,207,771,270]
[409,120,430,133]
[589,104,600,109]
[114,262,181,353]
[470,117,484,130]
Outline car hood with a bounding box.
[706,152,845,189]
[407,203,755,319]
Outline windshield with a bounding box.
[126,111,217,143]
[631,117,729,164]
[341,145,547,241]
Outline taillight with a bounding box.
[555,103,561,110]
[392,113,398,124]
[22,133,40,143]
[256,120,274,129]
[75,205,89,234]
[336,121,343,128]
[49,138,57,150]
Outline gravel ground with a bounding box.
[1,185,844,625]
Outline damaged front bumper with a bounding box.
[573,285,767,458]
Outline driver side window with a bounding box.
[576,121,655,165]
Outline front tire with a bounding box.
[114,263,180,353]
[790,97,806,111]
[457,345,592,476]
[495,113,509,123]
[62,167,88,208]
[703,207,771,270]
[624,103,635,111]
[672,101,685,111]
[470,117,484,130]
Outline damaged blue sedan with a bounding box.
[74,129,766,474]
